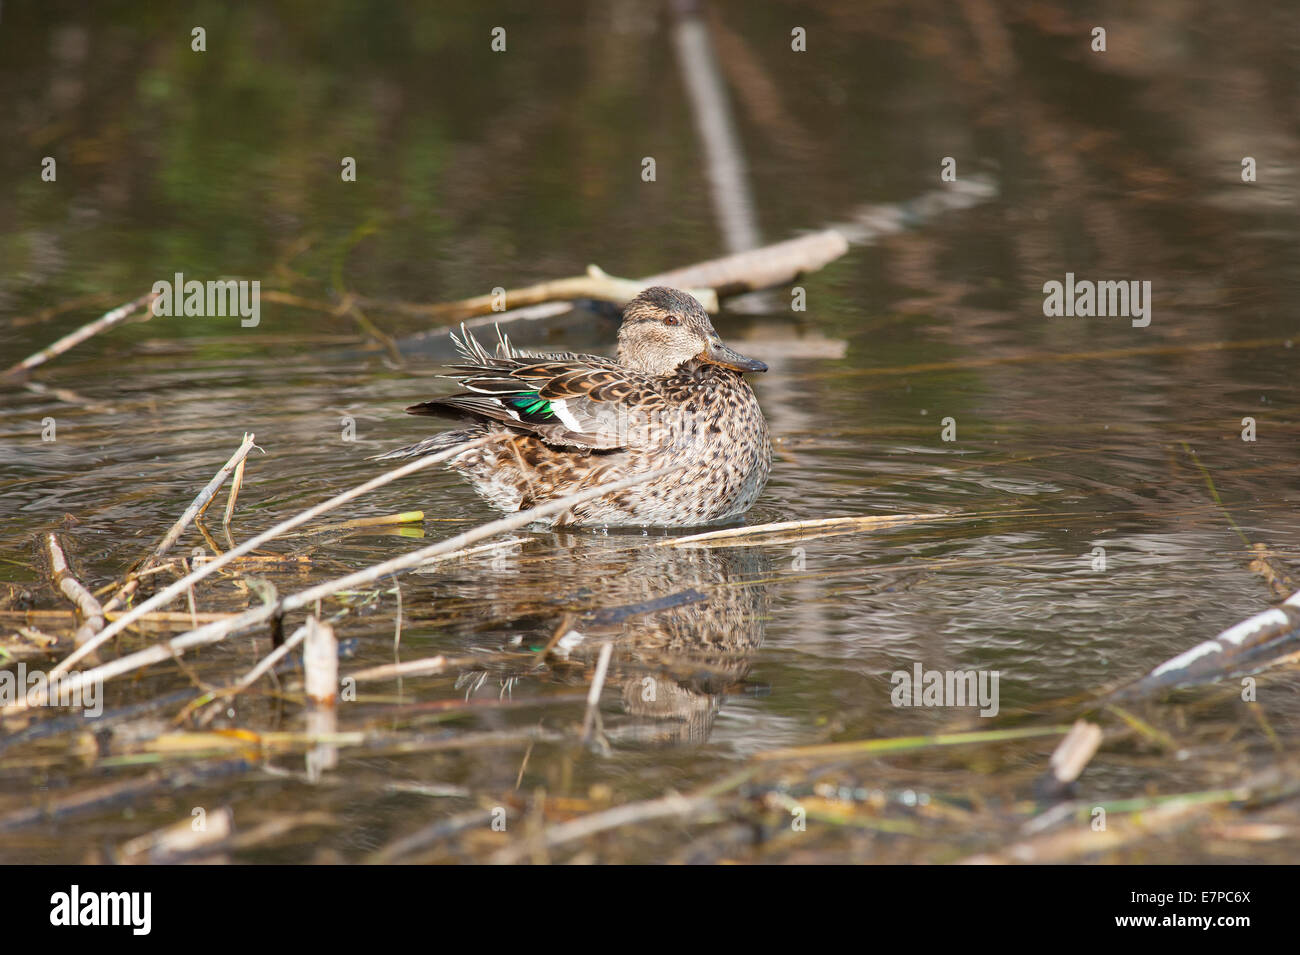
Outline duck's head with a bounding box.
[616,286,767,376]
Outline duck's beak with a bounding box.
[700,338,768,373]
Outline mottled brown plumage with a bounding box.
[376,286,772,526]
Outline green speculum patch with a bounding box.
[505,392,555,420]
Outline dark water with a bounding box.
[1,2,1298,863]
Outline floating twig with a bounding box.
[222,454,248,527]
[307,511,424,533]
[116,808,233,864]
[753,725,1072,762]
[2,291,157,379]
[642,230,847,298]
[493,792,716,863]
[348,655,448,683]
[0,608,236,628]
[660,513,961,548]
[44,533,105,648]
[361,229,851,329]
[153,433,258,559]
[360,265,719,321]
[9,292,115,329]
[103,433,258,614]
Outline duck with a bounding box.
[375,286,772,526]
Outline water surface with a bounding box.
[1,2,1298,863]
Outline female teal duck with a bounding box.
[376,286,772,527]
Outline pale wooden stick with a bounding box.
[348,655,448,683]
[303,617,338,709]
[643,230,848,296]
[153,433,257,558]
[221,456,246,526]
[404,232,850,329]
[92,561,179,596]
[103,433,258,614]
[1049,720,1104,785]
[660,513,960,548]
[309,510,424,532]
[117,808,233,863]
[345,647,537,684]
[358,266,719,320]
[2,292,157,378]
[0,608,234,627]
[53,438,487,677]
[581,641,614,742]
[493,792,715,863]
[45,533,105,647]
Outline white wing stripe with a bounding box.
[549,399,584,432]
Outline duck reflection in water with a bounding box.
[445,537,770,746]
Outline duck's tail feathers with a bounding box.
[449,322,522,368]
[495,324,517,359]
[368,427,483,462]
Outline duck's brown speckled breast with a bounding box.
[567,363,772,526]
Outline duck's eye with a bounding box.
[664,315,681,326]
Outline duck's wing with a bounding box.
[405,325,665,450]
